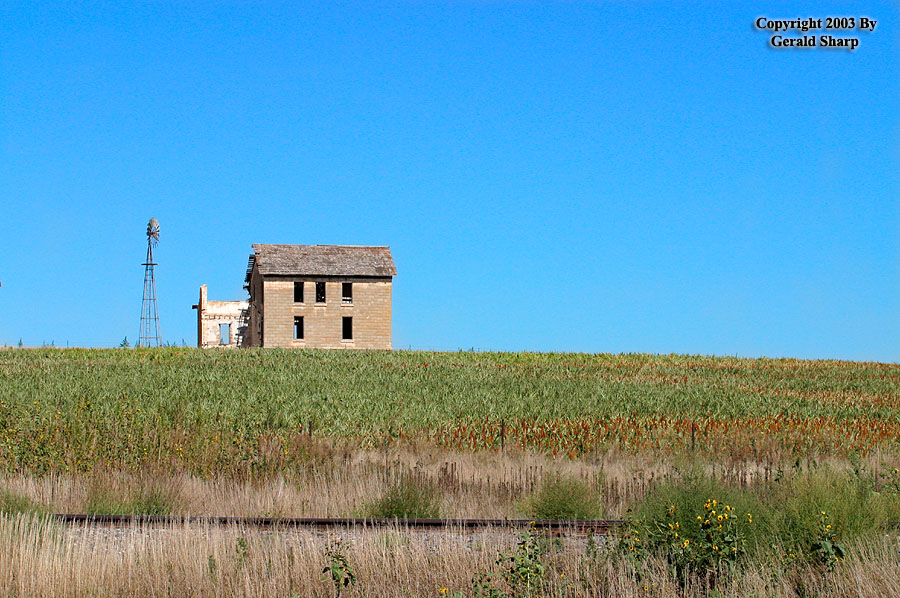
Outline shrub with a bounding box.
[761,467,897,562]
[363,475,441,519]
[519,476,602,520]
[624,467,900,576]
[85,485,176,515]
[0,489,48,516]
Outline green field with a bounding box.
[1,348,898,473]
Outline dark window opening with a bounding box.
[294,316,304,340]
[315,282,326,303]
[294,281,304,303]
[342,282,352,304]
[342,316,352,340]
[219,323,230,345]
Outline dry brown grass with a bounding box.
[2,446,610,518]
[1,514,899,597]
[2,447,900,596]
[3,445,898,519]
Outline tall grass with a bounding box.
[0,445,895,595]
[0,448,612,518]
[3,449,897,525]
[1,513,899,597]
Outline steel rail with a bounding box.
[53,514,625,534]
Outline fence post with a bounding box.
[500,420,506,452]
[690,422,696,453]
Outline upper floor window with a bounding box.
[342,282,352,304]
[315,281,326,304]
[294,281,304,303]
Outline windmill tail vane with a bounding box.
[138,218,162,347]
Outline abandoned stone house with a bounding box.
[194,244,396,349]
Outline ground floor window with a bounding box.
[294,316,304,340]
[342,316,352,340]
[219,323,230,345]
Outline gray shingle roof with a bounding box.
[247,244,396,281]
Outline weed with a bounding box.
[498,528,547,597]
[234,537,249,568]
[470,527,549,598]
[364,474,441,519]
[518,475,602,520]
[472,572,505,598]
[810,511,845,571]
[322,539,356,596]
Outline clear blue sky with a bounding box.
[1,2,898,361]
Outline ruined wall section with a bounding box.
[194,285,250,348]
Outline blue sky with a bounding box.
[1,2,898,361]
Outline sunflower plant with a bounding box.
[631,498,753,581]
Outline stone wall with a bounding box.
[194,285,250,348]
[259,277,392,349]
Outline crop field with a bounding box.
[0,348,897,474]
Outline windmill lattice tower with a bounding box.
[138,218,162,347]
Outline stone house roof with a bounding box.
[245,244,396,282]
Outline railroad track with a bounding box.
[53,514,625,535]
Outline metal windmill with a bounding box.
[137,218,162,347]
